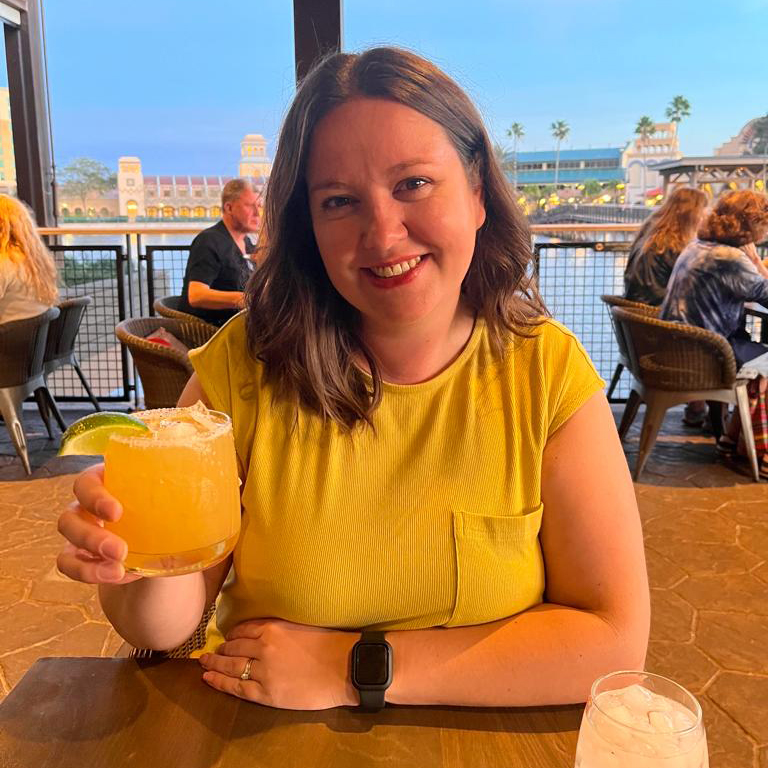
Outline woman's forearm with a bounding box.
[386,602,648,706]
[98,572,207,651]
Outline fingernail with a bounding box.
[97,562,124,582]
[99,539,127,561]
[199,654,209,667]
[95,498,119,521]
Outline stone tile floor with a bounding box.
[1,402,767,767]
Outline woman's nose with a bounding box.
[361,200,407,254]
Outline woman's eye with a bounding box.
[399,177,429,192]
[321,196,353,210]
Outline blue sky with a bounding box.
[12,0,768,174]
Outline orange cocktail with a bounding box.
[103,403,241,576]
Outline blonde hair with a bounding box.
[0,194,58,305]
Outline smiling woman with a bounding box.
[56,46,649,713]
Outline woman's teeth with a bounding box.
[370,256,422,278]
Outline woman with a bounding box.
[660,189,768,366]
[56,48,649,710]
[623,186,708,306]
[0,194,58,323]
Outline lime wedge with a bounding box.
[58,412,151,456]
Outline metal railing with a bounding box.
[529,204,651,225]
[41,228,195,404]
[41,223,765,408]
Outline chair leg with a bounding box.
[606,363,624,400]
[735,383,761,482]
[44,386,67,432]
[618,388,642,441]
[73,359,102,412]
[0,392,31,475]
[633,396,667,481]
[33,388,54,439]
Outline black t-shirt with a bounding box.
[179,221,253,326]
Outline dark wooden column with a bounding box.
[292,0,342,84]
[3,0,56,225]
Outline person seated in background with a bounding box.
[57,47,648,710]
[179,178,261,326]
[660,189,768,367]
[660,190,768,464]
[0,194,58,324]
[623,186,709,306]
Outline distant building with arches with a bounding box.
[57,133,272,220]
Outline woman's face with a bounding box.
[306,97,486,333]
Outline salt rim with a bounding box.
[108,402,231,447]
[589,670,702,737]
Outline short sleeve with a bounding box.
[541,320,605,438]
[185,234,223,287]
[187,313,255,419]
[188,314,260,475]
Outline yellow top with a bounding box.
[189,314,603,653]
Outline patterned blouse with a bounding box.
[660,239,768,339]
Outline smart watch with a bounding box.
[351,631,393,711]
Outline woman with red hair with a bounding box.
[624,186,709,306]
[661,189,768,366]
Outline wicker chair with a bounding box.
[600,295,660,399]
[153,295,218,335]
[0,308,61,474]
[44,296,101,419]
[115,317,214,409]
[612,307,759,482]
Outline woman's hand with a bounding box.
[56,463,142,585]
[742,243,768,278]
[199,619,359,709]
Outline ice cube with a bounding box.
[670,706,696,731]
[649,710,675,733]
[620,683,655,711]
[600,703,640,728]
[183,401,220,433]
[156,421,199,440]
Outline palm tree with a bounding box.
[506,122,525,191]
[665,96,691,144]
[635,116,656,200]
[550,120,570,190]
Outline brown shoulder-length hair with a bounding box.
[245,47,546,428]
[698,189,768,247]
[635,186,709,257]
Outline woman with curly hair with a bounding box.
[624,186,709,306]
[661,189,768,366]
[56,47,648,710]
[0,194,58,323]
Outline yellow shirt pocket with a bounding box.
[445,505,545,627]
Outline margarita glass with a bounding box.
[103,403,241,576]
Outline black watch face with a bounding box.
[354,643,390,686]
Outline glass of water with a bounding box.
[574,670,708,768]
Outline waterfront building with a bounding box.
[57,134,272,220]
[509,121,680,206]
[623,121,681,204]
[511,147,624,189]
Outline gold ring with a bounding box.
[240,658,254,681]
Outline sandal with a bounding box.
[716,436,737,456]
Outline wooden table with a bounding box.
[0,658,582,768]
